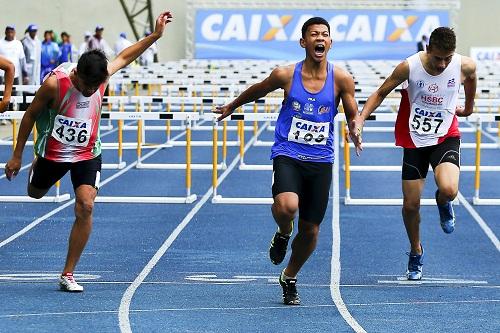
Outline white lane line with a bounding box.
[331,119,366,332]
[457,192,500,252]
[5,299,499,319]
[0,200,75,248]
[118,124,268,333]
[0,126,189,249]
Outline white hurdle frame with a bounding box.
[94,111,198,204]
[0,109,71,202]
[211,113,276,204]
[472,114,500,205]
[344,113,500,205]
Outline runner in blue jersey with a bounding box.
[215,17,362,305]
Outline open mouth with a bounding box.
[314,44,325,56]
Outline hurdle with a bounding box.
[94,111,198,204]
[343,113,500,205]
[211,112,275,204]
[0,110,71,202]
[473,115,500,205]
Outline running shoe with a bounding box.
[435,190,455,234]
[406,245,424,281]
[279,273,300,305]
[269,232,290,265]
[59,272,84,292]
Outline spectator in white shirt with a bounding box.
[0,25,27,88]
[114,32,133,56]
[88,25,113,57]
[78,31,91,58]
[21,24,41,85]
[139,30,157,66]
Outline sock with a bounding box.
[281,269,296,281]
[278,220,294,237]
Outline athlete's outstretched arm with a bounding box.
[4,76,57,180]
[107,11,172,76]
[0,56,15,113]
[335,67,363,155]
[456,56,477,117]
[359,61,409,122]
[214,66,290,121]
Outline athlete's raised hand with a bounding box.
[152,11,173,38]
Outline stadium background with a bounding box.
[0,0,498,61]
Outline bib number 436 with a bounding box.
[51,115,92,147]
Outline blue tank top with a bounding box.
[271,61,338,163]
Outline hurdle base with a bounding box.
[344,197,459,206]
[253,140,273,147]
[0,194,71,203]
[238,163,272,171]
[472,197,500,205]
[137,163,225,170]
[95,194,197,204]
[102,162,127,170]
[212,195,273,204]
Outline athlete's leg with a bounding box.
[62,184,97,274]
[28,157,68,199]
[271,192,298,235]
[62,155,101,274]
[283,218,319,277]
[434,163,460,203]
[402,179,425,254]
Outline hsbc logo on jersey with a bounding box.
[76,101,90,109]
[420,94,443,106]
[428,83,439,93]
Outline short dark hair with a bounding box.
[77,49,109,86]
[301,17,330,38]
[428,27,456,52]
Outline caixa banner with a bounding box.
[195,9,449,60]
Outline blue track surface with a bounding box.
[0,116,499,332]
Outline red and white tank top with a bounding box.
[395,52,461,148]
[34,63,106,162]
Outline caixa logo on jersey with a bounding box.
[57,118,88,128]
[414,107,442,118]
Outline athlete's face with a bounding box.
[427,45,454,74]
[300,24,332,62]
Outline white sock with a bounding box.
[281,269,296,280]
[278,220,293,237]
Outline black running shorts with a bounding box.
[30,155,102,190]
[272,155,332,224]
[402,137,460,180]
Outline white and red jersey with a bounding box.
[34,63,106,162]
[395,52,461,148]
